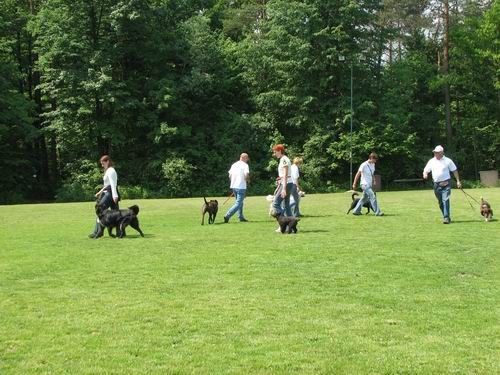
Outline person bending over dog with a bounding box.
[89,155,121,238]
[223,153,250,223]
[351,152,384,217]
[423,145,461,224]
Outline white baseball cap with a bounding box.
[432,145,444,153]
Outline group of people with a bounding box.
[90,144,462,237]
[222,145,304,227]
[221,143,462,228]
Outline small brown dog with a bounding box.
[201,197,218,225]
[480,197,493,222]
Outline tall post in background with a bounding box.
[349,62,353,188]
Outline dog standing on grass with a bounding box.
[94,203,144,238]
[270,210,299,234]
[346,192,373,214]
[201,197,218,225]
[480,197,493,222]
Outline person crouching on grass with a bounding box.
[351,152,384,216]
[423,145,462,224]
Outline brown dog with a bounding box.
[480,197,493,222]
[201,197,218,225]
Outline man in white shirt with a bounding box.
[271,144,294,218]
[423,145,462,224]
[351,152,384,216]
[223,153,250,223]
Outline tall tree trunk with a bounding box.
[442,0,453,150]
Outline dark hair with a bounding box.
[100,155,113,166]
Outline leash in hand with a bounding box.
[222,191,234,206]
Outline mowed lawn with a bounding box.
[1,188,499,374]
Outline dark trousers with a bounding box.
[92,191,119,235]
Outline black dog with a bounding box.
[480,197,493,222]
[272,212,299,234]
[201,197,218,225]
[94,203,144,238]
[346,192,373,214]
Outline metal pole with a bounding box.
[349,62,353,187]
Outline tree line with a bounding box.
[0,0,498,203]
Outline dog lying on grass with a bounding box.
[201,197,218,225]
[480,197,493,222]
[93,203,144,238]
[346,192,373,214]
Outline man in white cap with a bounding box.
[423,145,462,224]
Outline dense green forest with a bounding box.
[0,0,498,203]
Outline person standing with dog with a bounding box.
[290,157,303,217]
[351,152,384,216]
[223,153,250,223]
[89,155,120,238]
[271,144,294,218]
[423,145,462,224]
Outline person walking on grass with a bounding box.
[224,153,250,223]
[290,157,303,217]
[271,144,294,219]
[352,152,384,217]
[423,145,462,224]
[89,155,120,238]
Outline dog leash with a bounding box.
[222,191,234,206]
[459,188,481,217]
[459,188,481,204]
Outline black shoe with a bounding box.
[224,216,229,223]
[239,218,248,222]
[88,233,96,239]
[443,217,450,224]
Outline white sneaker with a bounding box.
[275,227,281,233]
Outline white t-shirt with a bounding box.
[278,156,292,179]
[359,161,375,187]
[103,167,118,200]
[291,164,300,185]
[423,156,457,182]
[229,160,249,189]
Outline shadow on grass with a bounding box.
[300,229,330,233]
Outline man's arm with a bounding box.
[452,170,462,189]
[352,170,361,190]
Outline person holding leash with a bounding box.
[223,153,250,223]
[89,155,120,238]
[423,145,462,224]
[351,152,384,216]
[271,144,294,219]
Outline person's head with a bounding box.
[240,153,249,163]
[368,152,378,163]
[293,157,303,166]
[272,144,285,158]
[432,145,444,160]
[100,155,113,169]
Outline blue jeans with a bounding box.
[353,184,382,215]
[272,182,294,217]
[92,190,119,235]
[290,183,301,217]
[433,183,451,219]
[225,188,246,220]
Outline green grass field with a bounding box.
[1,188,499,374]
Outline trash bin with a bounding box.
[479,170,498,187]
